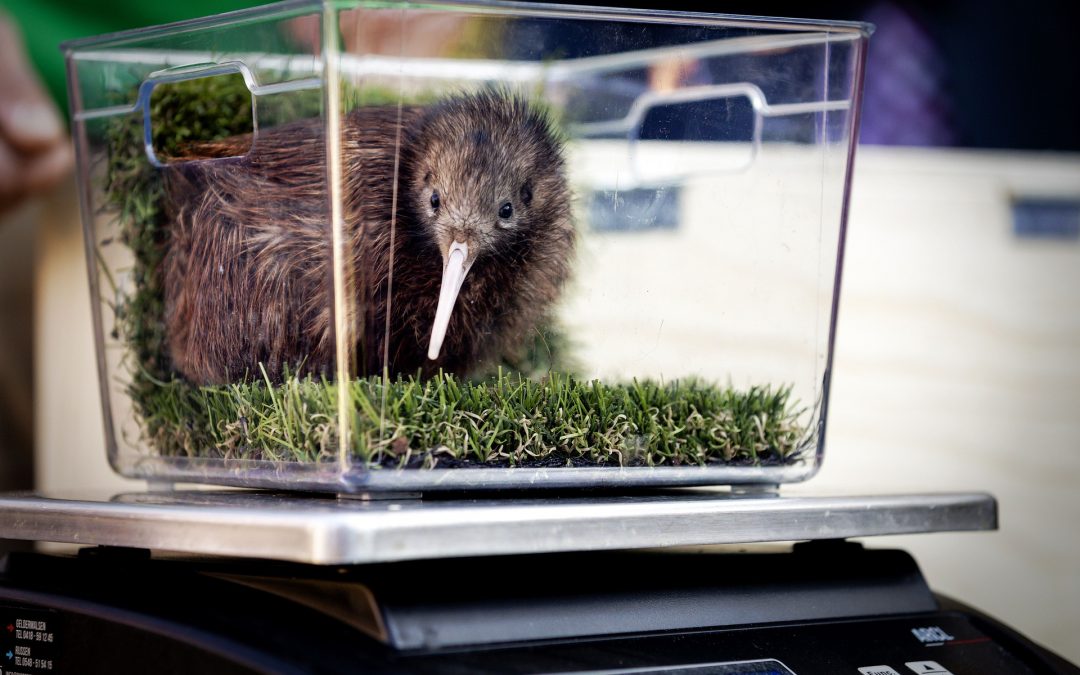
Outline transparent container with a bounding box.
[63,0,870,492]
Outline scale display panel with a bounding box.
[564,660,796,674]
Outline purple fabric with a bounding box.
[859,1,955,146]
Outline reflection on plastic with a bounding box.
[588,186,680,233]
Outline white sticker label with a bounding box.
[858,667,902,675]
[905,661,952,674]
[911,626,956,644]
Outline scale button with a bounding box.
[858,667,902,675]
[905,661,952,674]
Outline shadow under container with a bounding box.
[63,0,871,493]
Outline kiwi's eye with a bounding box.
[499,202,513,219]
[430,191,440,210]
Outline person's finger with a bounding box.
[0,15,67,153]
[0,140,29,215]
[0,100,66,152]
[22,141,74,194]
[0,140,72,217]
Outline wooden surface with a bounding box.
[789,146,1080,663]
[24,146,1080,664]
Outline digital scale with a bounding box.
[0,489,1075,674]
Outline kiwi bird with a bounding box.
[161,92,574,385]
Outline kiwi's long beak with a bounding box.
[427,240,472,360]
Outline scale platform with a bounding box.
[0,489,996,564]
[2,490,1076,673]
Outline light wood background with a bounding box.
[26,146,1080,664]
[789,146,1080,663]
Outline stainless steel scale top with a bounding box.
[0,490,996,565]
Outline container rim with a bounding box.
[60,0,872,52]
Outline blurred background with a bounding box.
[1,0,1078,664]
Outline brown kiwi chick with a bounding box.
[162,91,574,385]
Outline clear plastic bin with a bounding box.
[63,0,870,492]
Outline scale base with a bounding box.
[0,542,1075,674]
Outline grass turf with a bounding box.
[99,76,813,470]
[135,367,808,468]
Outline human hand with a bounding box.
[0,13,73,217]
[283,10,472,58]
[648,57,702,93]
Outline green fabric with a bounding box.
[1,0,266,114]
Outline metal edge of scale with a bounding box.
[0,490,997,565]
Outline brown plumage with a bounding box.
[162,92,574,385]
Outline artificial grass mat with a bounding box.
[136,369,809,468]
